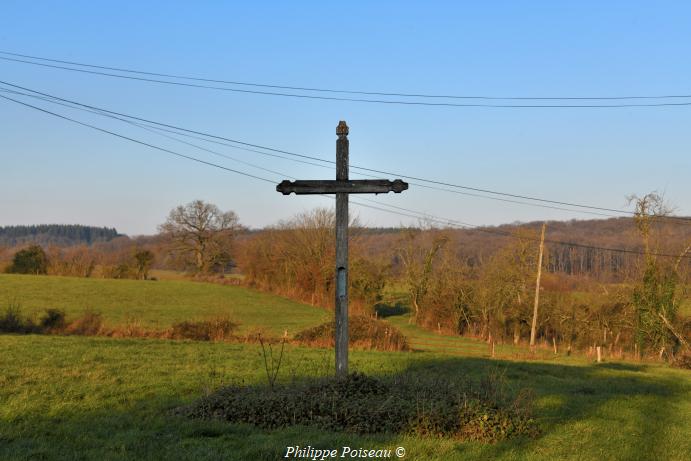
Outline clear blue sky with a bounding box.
[1,1,689,235]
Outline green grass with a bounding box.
[0,334,689,460]
[0,274,327,336]
[1,275,690,459]
[384,314,560,360]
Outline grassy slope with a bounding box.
[0,334,689,461]
[1,276,690,460]
[0,274,327,336]
[385,315,584,362]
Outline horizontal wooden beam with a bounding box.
[276,179,408,195]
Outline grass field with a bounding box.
[1,275,690,460]
[385,315,556,359]
[1,334,689,461]
[0,274,328,336]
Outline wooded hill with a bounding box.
[0,225,121,247]
[356,217,691,283]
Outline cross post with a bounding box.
[335,120,349,377]
[277,121,408,378]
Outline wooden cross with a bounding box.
[277,121,408,377]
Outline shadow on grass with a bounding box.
[594,362,647,372]
[405,357,684,461]
[374,302,409,318]
[1,355,687,461]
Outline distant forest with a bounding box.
[0,225,121,246]
[355,217,691,282]
[2,217,690,282]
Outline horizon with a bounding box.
[0,213,683,239]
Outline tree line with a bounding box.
[2,198,689,361]
[0,224,120,246]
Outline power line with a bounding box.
[0,94,276,184]
[3,90,688,260]
[4,80,688,224]
[0,80,332,164]
[3,49,691,101]
[0,84,621,220]
[0,87,295,180]
[4,55,691,109]
[0,86,631,223]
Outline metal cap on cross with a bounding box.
[276,121,408,378]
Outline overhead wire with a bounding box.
[3,49,691,101]
[3,55,691,108]
[0,85,621,220]
[2,79,688,224]
[2,90,689,259]
[0,88,296,180]
[0,93,276,184]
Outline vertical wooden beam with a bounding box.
[530,223,547,349]
[335,121,349,378]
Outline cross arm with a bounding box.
[276,179,408,195]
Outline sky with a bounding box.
[1,1,690,236]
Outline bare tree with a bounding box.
[159,200,242,274]
[628,192,687,358]
[398,229,448,324]
[627,191,674,257]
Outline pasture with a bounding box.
[0,275,690,460]
[0,274,327,336]
[1,335,690,461]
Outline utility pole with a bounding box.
[530,223,547,349]
[277,121,408,377]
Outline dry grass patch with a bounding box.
[294,315,409,351]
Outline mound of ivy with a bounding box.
[176,372,539,442]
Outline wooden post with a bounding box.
[335,121,349,378]
[596,346,602,363]
[276,121,408,378]
[530,223,547,348]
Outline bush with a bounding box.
[64,309,103,336]
[169,317,239,341]
[672,353,691,370]
[0,303,39,333]
[39,309,66,332]
[177,372,538,442]
[6,245,48,274]
[294,316,408,351]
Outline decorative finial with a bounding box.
[336,121,349,137]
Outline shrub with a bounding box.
[170,317,239,341]
[6,245,48,274]
[39,309,66,332]
[64,309,103,336]
[0,303,39,333]
[177,372,539,442]
[672,353,691,370]
[110,317,148,338]
[294,316,408,351]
